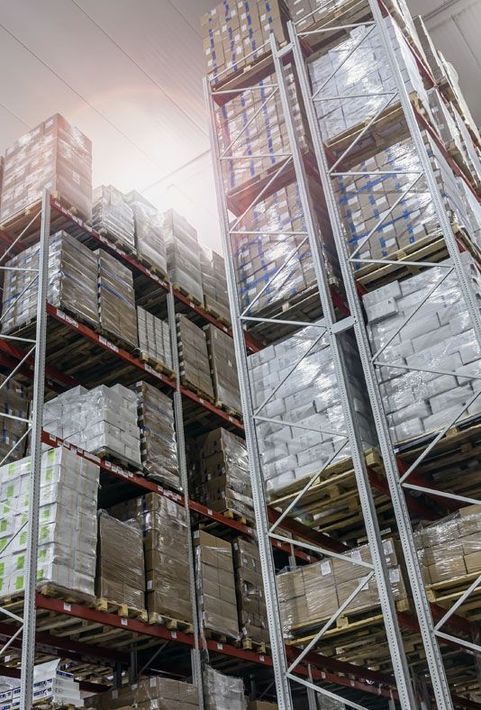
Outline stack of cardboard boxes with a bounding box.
[233,537,269,645]
[164,209,204,304]
[92,185,136,251]
[194,530,239,641]
[204,667,246,710]
[0,113,92,223]
[177,314,215,400]
[89,676,199,710]
[206,324,241,414]
[137,307,173,372]
[0,661,84,709]
[96,511,145,610]
[96,249,138,350]
[126,190,167,275]
[200,246,231,325]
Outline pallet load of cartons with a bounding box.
[0,447,99,600]
[248,324,375,495]
[194,530,239,642]
[163,209,203,304]
[92,185,136,251]
[126,190,167,276]
[0,373,29,463]
[277,538,407,638]
[135,381,180,490]
[1,230,99,332]
[363,252,481,444]
[110,493,192,626]
[0,660,84,709]
[205,324,241,414]
[43,384,141,468]
[232,538,269,646]
[88,676,199,709]
[176,314,214,400]
[204,667,246,710]
[96,249,138,350]
[191,428,253,521]
[96,511,145,613]
[200,246,231,325]
[416,505,481,586]
[137,307,173,373]
[0,113,92,224]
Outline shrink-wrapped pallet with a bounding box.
[110,493,192,624]
[0,447,99,600]
[191,428,253,521]
[0,373,29,464]
[0,113,92,223]
[96,249,138,350]
[89,676,199,709]
[135,381,179,489]
[233,537,269,644]
[1,230,99,332]
[204,667,246,710]
[364,252,481,443]
[126,190,167,275]
[164,209,203,304]
[194,530,239,641]
[44,384,141,467]
[96,511,145,610]
[92,185,135,251]
[177,314,214,399]
[205,324,241,414]
[137,307,173,372]
[200,246,231,324]
[0,661,83,708]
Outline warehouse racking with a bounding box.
[206,0,481,707]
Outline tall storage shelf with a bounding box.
[206,0,481,707]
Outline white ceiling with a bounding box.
[0,1,479,253]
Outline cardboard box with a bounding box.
[233,537,269,644]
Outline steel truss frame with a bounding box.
[286,0,481,706]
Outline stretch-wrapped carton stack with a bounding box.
[0,661,84,709]
[92,185,135,251]
[0,447,99,599]
[137,307,173,372]
[96,249,138,350]
[96,511,145,610]
[364,253,481,443]
[177,314,214,399]
[192,428,253,521]
[44,384,141,467]
[233,538,269,644]
[0,113,92,223]
[200,246,231,324]
[277,538,406,637]
[126,190,167,275]
[194,530,239,640]
[89,676,199,709]
[204,667,246,710]
[205,324,241,414]
[2,231,99,332]
[416,505,481,585]
[248,324,374,494]
[110,493,192,623]
[0,373,29,464]
[164,209,203,304]
[136,381,180,489]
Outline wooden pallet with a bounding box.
[138,351,174,378]
[425,572,481,607]
[147,611,193,632]
[203,303,231,327]
[214,400,242,419]
[38,583,95,607]
[95,597,148,622]
[96,226,137,256]
[172,282,203,307]
[135,252,168,281]
[179,377,215,404]
[93,447,142,472]
[240,636,268,653]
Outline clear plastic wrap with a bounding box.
[277,538,406,638]
[0,447,99,600]
[177,314,214,399]
[96,510,145,610]
[110,492,192,623]
[92,185,135,250]
[126,190,167,275]
[163,209,203,304]
[44,383,141,467]
[96,249,138,350]
[205,324,241,414]
[416,505,481,585]
[364,252,481,443]
[0,660,84,708]
[88,676,198,709]
[2,230,99,332]
[194,530,239,641]
[232,537,269,644]
[0,373,29,464]
[135,381,180,490]
[0,113,92,223]
[248,324,374,495]
[137,307,173,372]
[191,428,253,521]
[200,245,231,325]
[204,667,246,710]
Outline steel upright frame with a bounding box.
[285,0,481,706]
[206,28,417,710]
